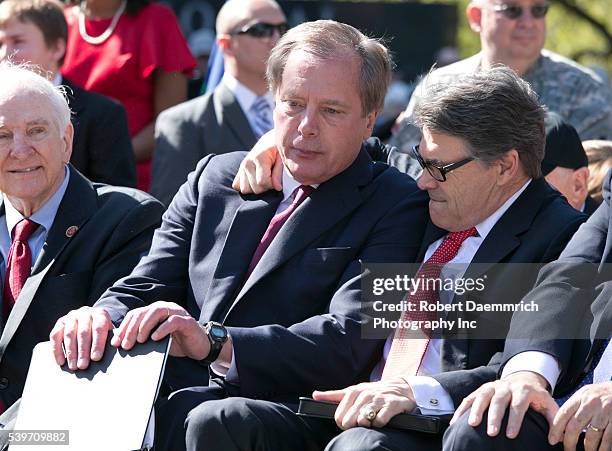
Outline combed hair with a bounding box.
[413,66,546,179]
[0,0,67,64]
[0,62,71,132]
[583,140,612,203]
[266,20,392,116]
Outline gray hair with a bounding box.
[266,20,392,116]
[0,61,71,132]
[413,66,545,179]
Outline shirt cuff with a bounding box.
[501,351,561,391]
[210,349,234,378]
[406,376,455,415]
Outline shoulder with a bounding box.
[157,93,215,127]
[539,50,609,89]
[528,180,587,229]
[93,184,164,217]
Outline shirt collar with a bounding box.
[4,165,70,236]
[281,167,319,202]
[223,73,273,113]
[51,73,62,87]
[474,179,531,240]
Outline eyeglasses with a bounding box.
[492,3,549,20]
[230,22,289,38]
[411,144,475,182]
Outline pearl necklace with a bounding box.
[78,0,127,45]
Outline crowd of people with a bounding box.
[0,0,610,450]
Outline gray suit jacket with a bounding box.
[151,81,257,206]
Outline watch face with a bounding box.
[209,325,227,340]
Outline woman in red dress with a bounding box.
[62,0,196,191]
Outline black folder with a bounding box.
[14,337,170,451]
[297,397,451,434]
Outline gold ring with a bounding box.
[586,424,601,433]
[361,406,377,422]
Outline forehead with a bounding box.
[421,128,470,159]
[0,17,42,36]
[0,89,56,126]
[279,49,361,96]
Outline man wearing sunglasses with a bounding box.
[150,0,287,206]
[389,0,612,168]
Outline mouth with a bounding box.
[291,147,321,159]
[8,166,41,174]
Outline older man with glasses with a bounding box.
[150,0,287,206]
[388,0,612,175]
[231,66,588,451]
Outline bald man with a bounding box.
[151,0,287,205]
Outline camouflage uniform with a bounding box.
[389,50,612,173]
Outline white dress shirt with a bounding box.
[222,73,274,136]
[371,179,532,414]
[0,166,70,291]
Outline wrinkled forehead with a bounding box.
[0,88,58,126]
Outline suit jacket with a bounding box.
[0,166,163,412]
[62,78,136,188]
[96,149,430,400]
[361,138,588,405]
[503,170,612,396]
[151,81,258,206]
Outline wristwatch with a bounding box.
[199,321,228,365]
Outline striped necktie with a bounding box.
[250,96,273,138]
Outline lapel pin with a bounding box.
[65,225,79,238]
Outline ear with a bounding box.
[50,38,66,69]
[62,121,74,163]
[466,2,483,33]
[216,34,233,56]
[573,166,590,198]
[496,149,520,185]
[361,110,378,140]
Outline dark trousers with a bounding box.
[154,385,337,451]
[325,426,443,451]
[443,408,584,451]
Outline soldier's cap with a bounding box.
[541,112,588,176]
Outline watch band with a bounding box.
[199,321,228,365]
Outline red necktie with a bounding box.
[3,219,39,319]
[381,227,477,380]
[246,185,314,277]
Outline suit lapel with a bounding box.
[417,223,447,262]
[214,83,258,149]
[0,167,97,349]
[201,190,283,322]
[224,149,374,320]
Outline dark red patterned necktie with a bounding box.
[3,219,39,319]
[246,185,314,278]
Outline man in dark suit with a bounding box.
[443,175,612,451]
[0,63,163,444]
[233,66,587,451]
[0,0,136,188]
[150,0,286,206]
[51,20,429,451]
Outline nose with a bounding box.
[10,132,35,158]
[297,108,318,137]
[416,168,438,191]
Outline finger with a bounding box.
[90,311,112,361]
[312,389,346,402]
[372,399,412,428]
[505,391,531,439]
[550,397,579,444]
[563,410,590,451]
[271,155,283,191]
[487,389,512,437]
[110,310,134,347]
[451,396,475,425]
[584,410,609,451]
[62,315,79,370]
[253,158,272,194]
[598,424,611,451]
[239,169,253,195]
[120,310,146,350]
[341,391,373,430]
[468,387,495,428]
[231,169,241,191]
[138,305,172,343]
[150,314,191,341]
[76,311,93,370]
[334,387,363,429]
[50,319,67,366]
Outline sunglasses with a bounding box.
[411,144,475,182]
[230,22,289,38]
[492,3,549,19]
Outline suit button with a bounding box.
[0,377,8,389]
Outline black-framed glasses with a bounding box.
[230,22,289,38]
[411,144,475,182]
[492,3,549,20]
